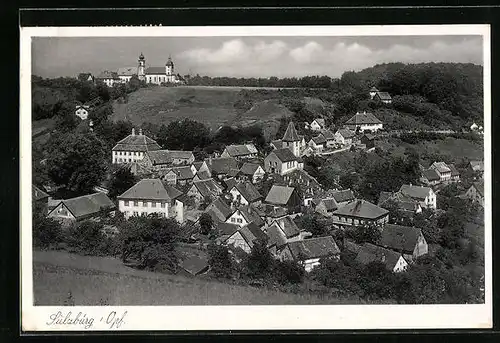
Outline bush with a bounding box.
[65,220,109,256]
[242,239,274,280]
[33,216,64,249]
[207,244,235,279]
[274,260,305,285]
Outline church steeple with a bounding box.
[137,52,146,81]
[282,121,301,157]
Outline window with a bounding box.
[129,159,132,162]
[161,202,165,208]
[133,211,138,216]
[124,200,129,206]
[161,213,166,218]
[237,218,243,223]
[152,202,156,208]
[231,218,236,223]
[134,201,139,206]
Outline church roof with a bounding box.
[145,67,166,75]
[117,67,137,76]
[283,121,300,142]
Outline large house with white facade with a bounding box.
[111,128,162,164]
[344,111,383,133]
[117,178,185,223]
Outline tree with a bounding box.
[46,132,108,194]
[66,220,108,255]
[273,260,305,285]
[162,119,210,150]
[89,103,113,128]
[347,224,382,245]
[207,243,234,279]
[296,214,328,237]
[32,202,63,249]
[199,213,213,235]
[54,102,80,133]
[243,239,274,279]
[108,167,137,199]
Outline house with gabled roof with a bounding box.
[429,161,452,182]
[373,92,392,104]
[465,181,484,207]
[314,189,356,215]
[205,157,239,180]
[142,150,194,169]
[264,148,303,176]
[265,185,302,212]
[282,169,323,206]
[48,192,116,225]
[331,199,389,228]
[279,236,341,272]
[320,129,336,148]
[226,204,265,228]
[204,197,233,223]
[377,223,428,262]
[221,143,258,160]
[377,191,422,215]
[355,243,408,273]
[33,185,50,213]
[468,160,484,174]
[420,168,441,186]
[335,128,356,146]
[224,222,269,254]
[95,70,121,87]
[344,111,383,133]
[187,179,224,204]
[399,184,436,210]
[117,178,184,223]
[308,134,326,152]
[229,182,263,206]
[112,128,162,164]
[305,118,326,131]
[360,133,376,150]
[160,166,195,186]
[239,162,265,183]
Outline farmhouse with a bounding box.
[369,87,392,104]
[204,197,233,223]
[360,133,376,150]
[226,205,265,228]
[282,169,323,205]
[95,70,120,87]
[378,191,422,215]
[335,128,355,146]
[279,236,341,272]
[468,161,484,174]
[378,224,428,262]
[465,181,484,207]
[221,144,258,160]
[331,199,389,228]
[224,222,268,254]
[344,111,383,133]
[117,178,184,223]
[265,185,302,211]
[314,189,356,216]
[160,166,195,186]
[112,128,161,164]
[205,157,239,179]
[264,148,303,176]
[48,192,115,225]
[398,184,437,210]
[355,243,408,273]
[305,118,326,131]
[420,168,441,186]
[308,134,326,152]
[238,162,265,183]
[143,150,195,169]
[187,179,224,203]
[229,182,263,206]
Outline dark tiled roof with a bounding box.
[336,128,355,139]
[240,222,268,246]
[287,236,340,260]
[270,148,298,163]
[112,133,162,152]
[422,168,440,181]
[283,121,300,142]
[265,185,295,205]
[234,182,262,203]
[379,224,423,254]
[224,144,257,157]
[54,192,115,219]
[236,205,265,227]
[96,71,119,80]
[355,243,403,271]
[179,255,209,276]
[223,178,238,191]
[311,135,326,145]
[345,112,382,125]
[332,199,388,219]
[215,222,239,236]
[469,161,484,172]
[206,157,239,175]
[266,222,288,248]
[377,191,393,206]
[195,170,211,181]
[118,179,182,201]
[271,140,284,149]
[375,92,392,100]
[273,216,301,238]
[330,189,355,203]
[167,166,195,180]
[192,179,222,198]
[206,197,233,222]
[312,118,326,128]
[145,67,166,75]
[33,185,49,201]
[362,133,376,141]
[320,198,338,211]
[448,164,460,177]
[399,184,432,200]
[192,161,204,171]
[320,129,335,140]
[473,181,484,197]
[240,162,262,176]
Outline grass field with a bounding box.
[32,250,364,306]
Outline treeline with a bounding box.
[185,74,333,89]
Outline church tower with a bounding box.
[282,121,301,157]
[137,52,146,81]
[166,55,174,77]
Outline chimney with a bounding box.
[139,128,143,136]
[131,128,135,136]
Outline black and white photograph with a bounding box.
[21,25,491,330]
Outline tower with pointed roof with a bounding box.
[282,121,301,157]
[138,52,146,81]
[166,55,174,77]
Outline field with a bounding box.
[33,250,365,306]
[112,86,291,138]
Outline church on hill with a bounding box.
[95,53,182,87]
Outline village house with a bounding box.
[226,205,265,228]
[420,168,441,186]
[265,185,302,212]
[205,157,239,180]
[377,224,428,263]
[355,242,408,273]
[95,70,121,87]
[360,133,376,150]
[279,236,341,272]
[117,178,185,223]
[48,192,116,225]
[398,184,437,210]
[314,189,356,216]
[334,128,355,146]
[187,179,224,204]
[465,181,484,207]
[112,128,162,164]
[429,162,452,182]
[344,111,383,133]
[320,129,336,148]
[369,87,392,104]
[305,118,326,131]
[264,148,303,176]
[331,199,389,228]
[422,161,460,184]
[78,72,94,82]
[228,182,263,206]
[378,191,423,215]
[308,134,326,153]
[224,222,268,254]
[282,169,323,206]
[238,162,265,183]
[160,166,195,186]
[254,203,289,225]
[204,197,233,223]
[74,104,90,120]
[33,185,50,214]
[221,143,258,160]
[142,150,195,169]
[468,160,484,175]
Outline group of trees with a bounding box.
[185,74,333,89]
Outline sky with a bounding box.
[32,35,483,79]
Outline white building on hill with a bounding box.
[111,128,162,164]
